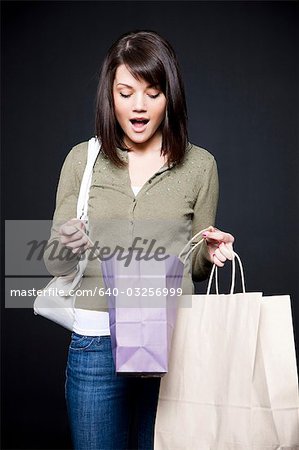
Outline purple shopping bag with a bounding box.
[101,250,185,377]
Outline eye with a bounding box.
[119,92,161,99]
[148,93,161,99]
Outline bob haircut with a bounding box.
[95,29,190,168]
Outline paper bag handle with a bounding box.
[207,251,246,295]
[178,227,211,265]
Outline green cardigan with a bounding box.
[43,140,219,311]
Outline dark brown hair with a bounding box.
[95,29,190,168]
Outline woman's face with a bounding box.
[113,64,167,148]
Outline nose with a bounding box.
[132,93,147,112]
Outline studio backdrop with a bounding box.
[2,1,298,449]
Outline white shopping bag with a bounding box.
[154,253,299,450]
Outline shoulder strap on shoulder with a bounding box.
[76,136,101,220]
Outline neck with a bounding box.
[123,132,163,156]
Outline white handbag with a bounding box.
[33,137,101,331]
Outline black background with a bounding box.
[2,1,298,449]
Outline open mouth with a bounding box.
[129,119,150,132]
[130,119,150,125]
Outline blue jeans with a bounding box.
[65,332,161,450]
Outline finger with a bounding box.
[60,220,88,240]
[59,219,86,236]
[60,230,84,244]
[71,246,85,255]
[73,225,90,239]
[60,225,82,237]
[214,248,226,263]
[218,242,234,260]
[78,241,91,254]
[204,230,235,244]
[64,235,89,250]
[208,231,234,244]
[207,225,216,233]
[73,226,94,248]
[206,240,219,250]
[207,226,221,233]
[212,253,224,267]
[70,241,89,255]
[70,219,86,230]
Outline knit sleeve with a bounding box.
[43,144,87,276]
[191,156,219,282]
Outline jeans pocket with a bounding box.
[69,333,97,351]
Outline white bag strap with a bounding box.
[178,227,211,265]
[207,251,246,295]
[76,136,101,221]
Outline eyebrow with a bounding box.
[116,83,158,88]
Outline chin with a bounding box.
[127,133,151,144]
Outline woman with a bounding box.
[43,30,234,450]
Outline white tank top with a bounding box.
[73,185,142,336]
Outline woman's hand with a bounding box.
[202,226,235,267]
[59,218,90,255]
